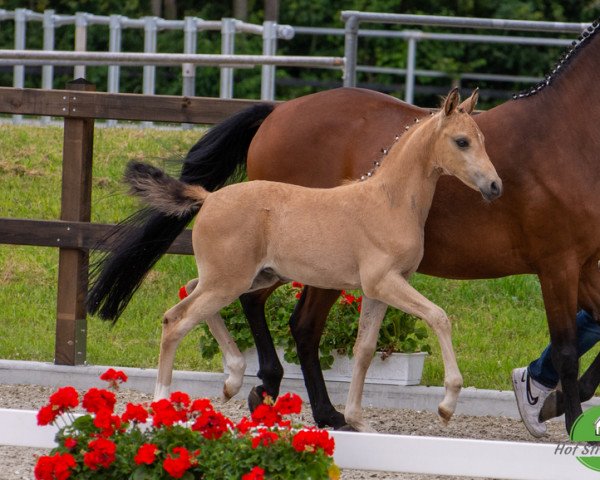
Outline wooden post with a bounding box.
[54,79,95,366]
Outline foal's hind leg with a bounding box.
[365,273,463,423]
[240,286,285,410]
[154,289,244,401]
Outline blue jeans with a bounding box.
[528,310,600,388]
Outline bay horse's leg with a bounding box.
[540,350,600,422]
[239,286,285,410]
[154,289,244,401]
[343,296,388,432]
[538,267,581,433]
[365,273,463,423]
[290,286,347,429]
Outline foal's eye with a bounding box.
[455,138,470,149]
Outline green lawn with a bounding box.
[1,124,597,391]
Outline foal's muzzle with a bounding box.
[481,179,503,202]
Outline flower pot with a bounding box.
[224,348,427,386]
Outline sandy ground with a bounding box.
[0,384,569,480]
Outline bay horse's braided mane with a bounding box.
[513,18,600,99]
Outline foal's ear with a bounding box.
[458,88,479,114]
[443,87,460,116]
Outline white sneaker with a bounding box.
[512,367,552,437]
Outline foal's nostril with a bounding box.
[489,181,503,198]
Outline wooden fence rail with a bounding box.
[0,80,262,365]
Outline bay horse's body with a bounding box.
[89,21,600,434]
[124,90,501,431]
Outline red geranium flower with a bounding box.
[82,388,116,414]
[49,386,79,412]
[292,428,335,456]
[339,290,356,305]
[134,443,159,465]
[251,404,282,427]
[99,368,128,390]
[64,437,77,450]
[121,402,149,424]
[357,295,363,312]
[235,416,256,434]
[83,437,116,470]
[163,447,194,479]
[36,404,59,426]
[251,430,279,449]
[170,391,191,407]
[189,398,213,413]
[178,285,189,300]
[191,409,232,439]
[242,466,265,480]
[34,452,76,480]
[93,409,122,437]
[274,392,302,415]
[150,398,187,427]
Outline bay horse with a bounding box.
[88,20,600,435]
[122,89,501,431]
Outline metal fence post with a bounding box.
[143,16,158,127]
[182,16,197,97]
[107,15,122,126]
[55,79,96,367]
[343,14,359,87]
[182,16,198,130]
[405,35,417,104]
[41,10,56,125]
[13,8,27,124]
[261,21,277,101]
[74,12,88,79]
[42,10,55,90]
[220,18,236,99]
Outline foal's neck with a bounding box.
[369,118,441,221]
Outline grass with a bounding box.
[1,124,597,391]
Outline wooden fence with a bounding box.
[0,80,263,366]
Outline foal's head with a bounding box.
[431,88,502,201]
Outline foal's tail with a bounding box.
[124,161,208,217]
[87,103,275,321]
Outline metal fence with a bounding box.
[0,9,594,110]
[340,11,591,103]
[0,9,300,102]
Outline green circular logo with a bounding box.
[569,405,600,471]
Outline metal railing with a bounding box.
[340,11,590,103]
[0,8,297,103]
[0,9,594,111]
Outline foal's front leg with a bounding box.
[367,273,463,423]
[344,296,388,432]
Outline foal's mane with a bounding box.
[513,18,600,99]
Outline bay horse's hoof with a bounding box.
[320,411,347,430]
[248,386,264,412]
[539,390,560,422]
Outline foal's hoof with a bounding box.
[222,384,233,402]
[248,386,264,412]
[438,405,453,424]
[337,424,358,432]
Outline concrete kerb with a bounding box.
[2,359,599,419]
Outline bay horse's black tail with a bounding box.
[87,103,276,321]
